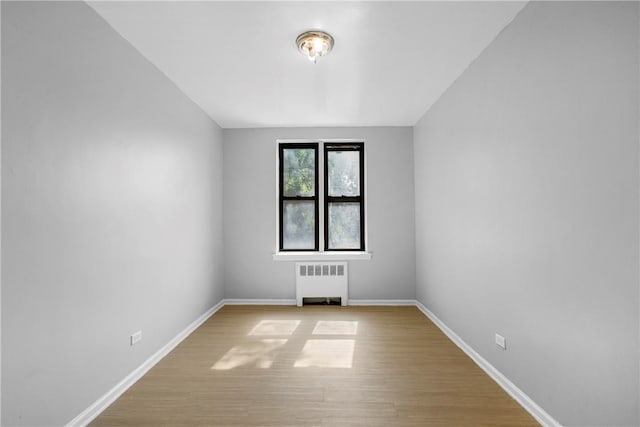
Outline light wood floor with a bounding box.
[91,305,539,426]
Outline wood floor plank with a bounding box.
[90,306,539,426]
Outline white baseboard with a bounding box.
[223,298,296,305]
[66,300,225,427]
[348,299,416,306]
[414,301,561,427]
[224,298,415,307]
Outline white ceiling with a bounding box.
[88,1,527,129]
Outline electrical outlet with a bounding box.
[130,330,142,346]
[495,333,506,350]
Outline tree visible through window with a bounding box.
[279,144,318,250]
[279,141,365,252]
[325,143,364,250]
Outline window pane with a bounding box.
[328,151,360,197]
[283,148,315,197]
[283,201,316,249]
[328,203,361,249]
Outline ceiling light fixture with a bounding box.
[296,30,334,63]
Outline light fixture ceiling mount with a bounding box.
[296,30,334,63]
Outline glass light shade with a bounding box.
[296,30,334,63]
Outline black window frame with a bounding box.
[278,143,319,251]
[324,142,365,251]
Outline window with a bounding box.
[278,141,365,252]
[279,143,319,251]
[324,143,365,251]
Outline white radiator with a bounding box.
[295,262,348,306]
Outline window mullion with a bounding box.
[323,143,329,251]
[314,143,320,251]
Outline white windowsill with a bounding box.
[272,251,372,261]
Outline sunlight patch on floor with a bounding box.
[212,339,287,370]
[294,339,355,368]
[248,319,301,336]
[312,320,358,335]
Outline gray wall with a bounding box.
[0,2,3,424]
[1,2,224,425]
[414,2,639,426]
[223,127,415,301]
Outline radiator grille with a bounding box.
[299,264,345,277]
[295,262,348,306]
